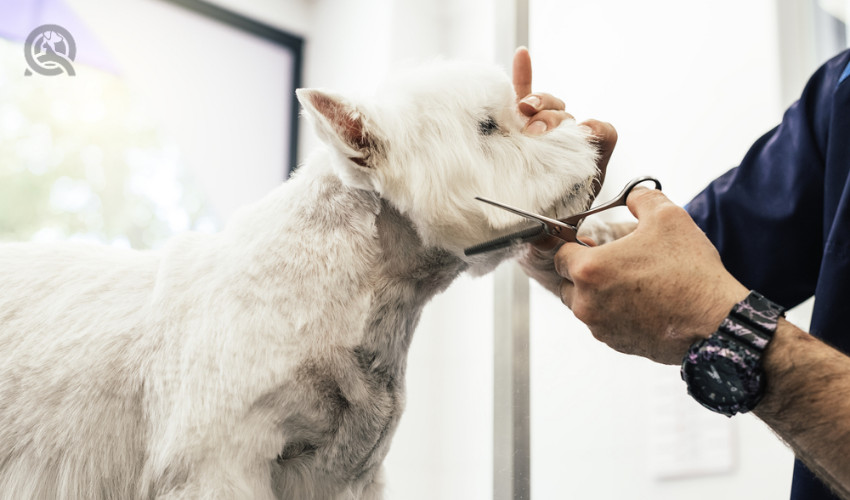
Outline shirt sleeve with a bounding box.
[685,50,850,309]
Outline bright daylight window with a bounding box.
[1,0,302,249]
[0,29,214,249]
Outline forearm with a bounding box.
[755,319,850,498]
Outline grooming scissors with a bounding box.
[463,175,662,256]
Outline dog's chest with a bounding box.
[321,350,401,476]
[267,344,405,494]
[270,276,450,490]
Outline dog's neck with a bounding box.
[224,156,468,375]
[361,197,468,378]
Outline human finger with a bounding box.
[512,47,532,101]
[577,236,597,246]
[579,119,617,194]
[580,119,617,155]
[625,185,674,220]
[552,241,590,281]
[558,279,575,308]
[524,110,576,136]
[518,92,567,116]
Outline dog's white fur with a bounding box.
[0,60,597,499]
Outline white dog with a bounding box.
[0,60,597,499]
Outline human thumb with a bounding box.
[625,186,674,221]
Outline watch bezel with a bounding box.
[681,333,765,417]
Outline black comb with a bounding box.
[463,224,545,256]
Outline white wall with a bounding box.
[527,1,806,498]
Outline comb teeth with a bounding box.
[463,225,544,256]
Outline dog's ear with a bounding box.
[296,89,377,169]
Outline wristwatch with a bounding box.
[680,291,786,417]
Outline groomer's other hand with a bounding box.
[513,47,573,135]
[511,47,616,195]
[555,188,749,365]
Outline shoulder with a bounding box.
[827,49,850,88]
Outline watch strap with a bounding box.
[718,290,786,352]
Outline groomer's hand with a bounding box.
[512,46,617,196]
[555,188,749,364]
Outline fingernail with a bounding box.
[525,120,548,136]
[521,95,541,109]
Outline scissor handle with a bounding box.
[561,176,662,225]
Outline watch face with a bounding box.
[682,340,764,417]
[682,291,781,416]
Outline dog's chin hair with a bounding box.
[551,176,599,222]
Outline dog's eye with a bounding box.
[478,116,499,136]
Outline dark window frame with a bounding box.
[160,0,304,176]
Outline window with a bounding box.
[0,0,303,248]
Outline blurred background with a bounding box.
[0,0,847,498]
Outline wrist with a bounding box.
[681,290,786,416]
[690,282,750,344]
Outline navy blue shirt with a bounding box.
[687,49,850,500]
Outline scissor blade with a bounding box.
[469,196,579,254]
[474,197,570,229]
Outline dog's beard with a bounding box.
[549,173,600,221]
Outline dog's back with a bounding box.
[0,242,156,499]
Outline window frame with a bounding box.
[160,0,304,176]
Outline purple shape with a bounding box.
[0,0,121,74]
